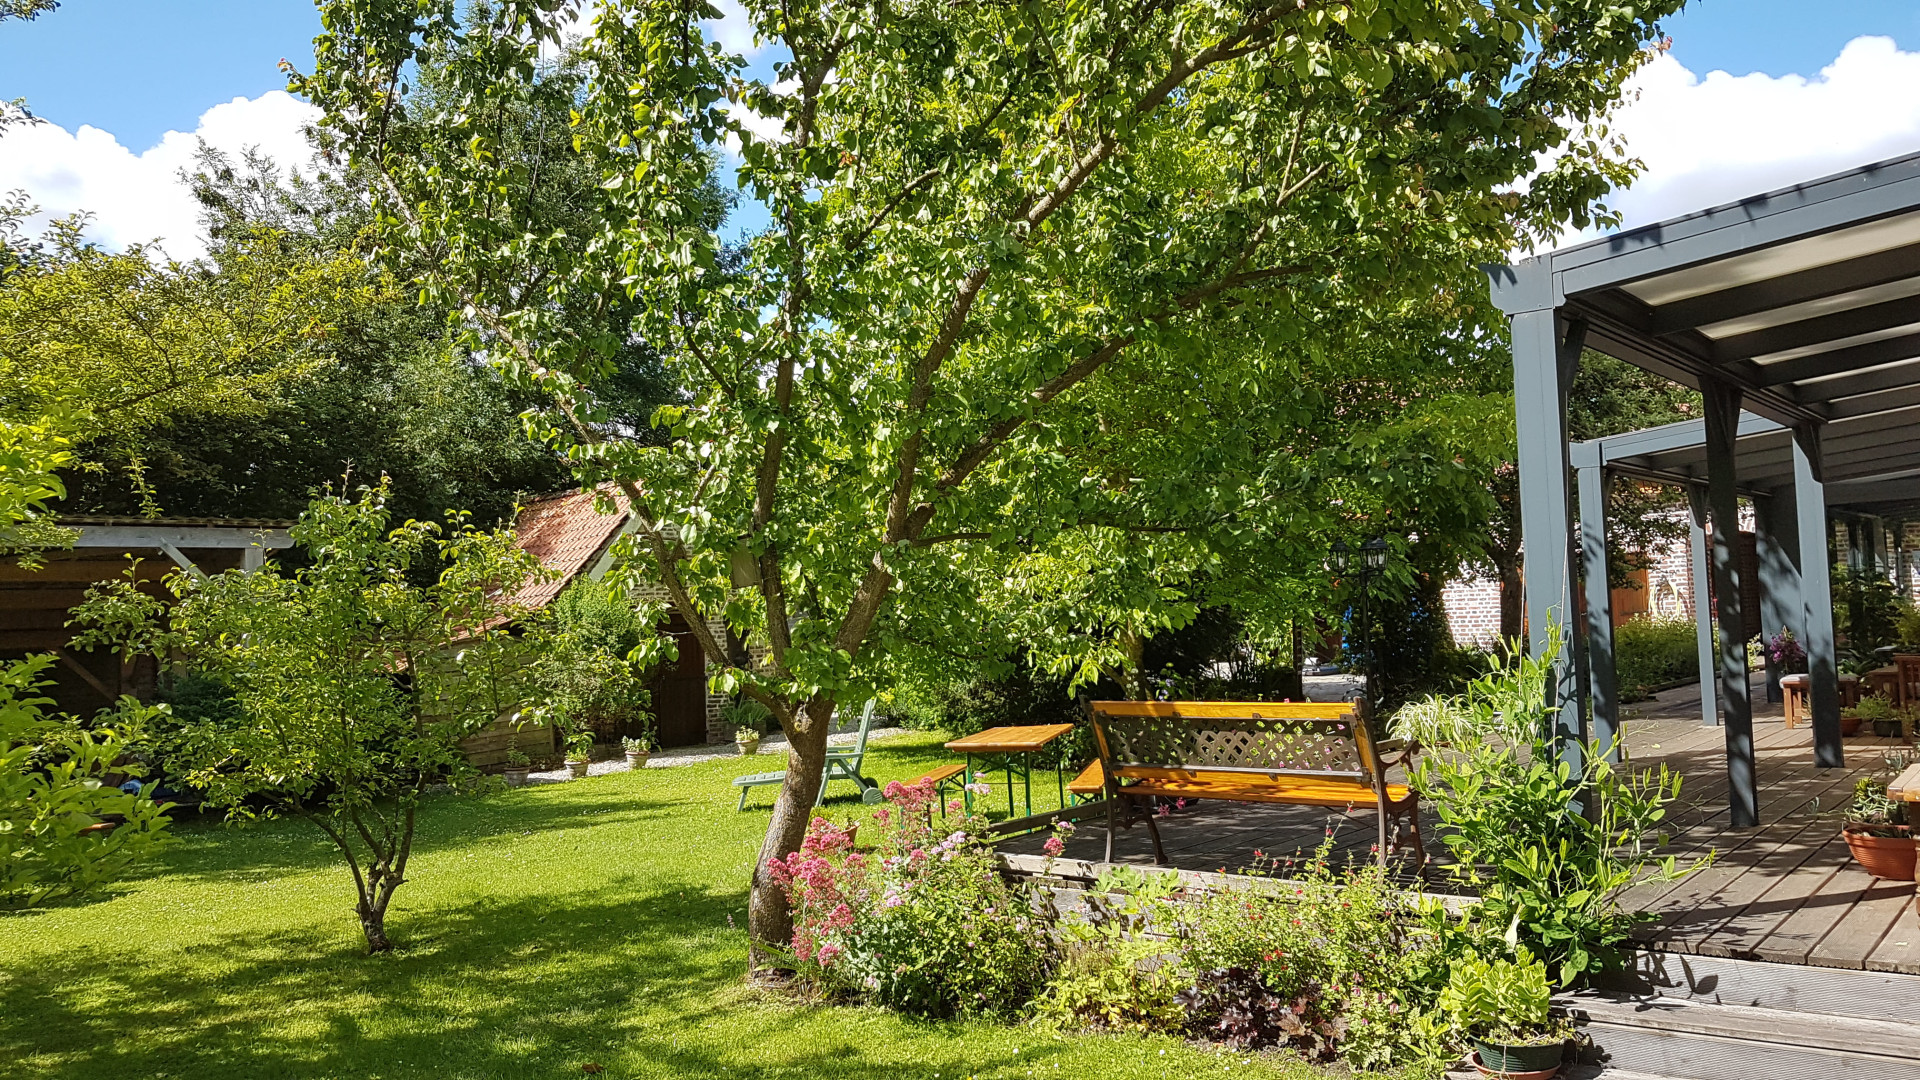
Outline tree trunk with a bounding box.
[1498,556,1523,650]
[360,896,393,953]
[746,695,832,975]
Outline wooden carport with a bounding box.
[0,517,290,712]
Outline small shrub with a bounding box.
[1394,632,1706,985]
[1034,866,1187,1033]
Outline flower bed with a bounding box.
[771,642,1700,1079]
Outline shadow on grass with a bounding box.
[0,871,1046,1080]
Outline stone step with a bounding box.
[1568,991,1920,1080]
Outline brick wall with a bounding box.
[1442,512,1700,648]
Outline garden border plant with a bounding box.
[1392,632,1709,985]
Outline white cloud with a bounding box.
[1606,36,1920,230]
[702,0,763,58]
[0,90,319,261]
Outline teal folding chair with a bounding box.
[733,699,884,809]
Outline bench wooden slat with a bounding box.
[915,763,966,786]
[1116,765,1410,807]
[1092,701,1359,720]
[1888,762,1920,802]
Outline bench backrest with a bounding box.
[1087,700,1381,787]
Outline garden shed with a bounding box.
[509,488,732,748]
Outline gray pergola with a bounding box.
[1490,151,1920,828]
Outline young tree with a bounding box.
[76,486,546,951]
[294,0,1684,965]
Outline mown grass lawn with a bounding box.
[0,732,1345,1080]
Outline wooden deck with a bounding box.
[997,684,1920,974]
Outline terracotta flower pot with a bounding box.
[737,739,761,757]
[567,759,591,779]
[1843,824,1917,880]
[503,767,531,786]
[624,750,651,769]
[1840,715,1863,737]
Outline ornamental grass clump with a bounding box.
[768,777,1049,1019]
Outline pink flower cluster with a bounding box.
[766,817,867,964]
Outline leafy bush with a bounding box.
[0,656,172,907]
[769,780,1049,1019]
[1177,848,1447,1069]
[1393,635,1705,985]
[1835,566,1906,656]
[1613,615,1697,698]
[1034,866,1187,1033]
[531,578,667,744]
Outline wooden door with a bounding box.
[650,616,710,747]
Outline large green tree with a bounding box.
[296,0,1684,964]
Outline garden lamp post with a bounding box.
[1331,538,1392,706]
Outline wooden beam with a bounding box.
[51,646,115,703]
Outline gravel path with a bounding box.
[521,726,913,784]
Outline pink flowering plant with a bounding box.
[767,777,1050,1018]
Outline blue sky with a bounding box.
[4,2,1920,252]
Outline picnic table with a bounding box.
[943,723,1075,819]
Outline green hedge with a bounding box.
[1614,615,1699,699]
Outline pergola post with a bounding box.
[1687,486,1719,729]
[1576,458,1619,761]
[1794,425,1844,768]
[1753,491,1799,706]
[1703,379,1757,828]
[1510,303,1587,778]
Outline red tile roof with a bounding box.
[510,487,631,610]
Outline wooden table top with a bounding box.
[944,723,1076,753]
[1888,762,1920,802]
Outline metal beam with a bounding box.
[1553,162,1920,296]
[1648,243,1920,334]
[1511,303,1586,768]
[1794,427,1844,768]
[1704,379,1758,828]
[1752,331,1920,387]
[1713,293,1920,361]
[1578,463,1619,762]
[1792,354,1920,400]
[1687,486,1719,731]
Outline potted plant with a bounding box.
[1439,949,1570,1079]
[1840,775,1915,881]
[565,732,594,779]
[734,725,762,757]
[622,734,654,769]
[502,747,532,787]
[1853,693,1897,737]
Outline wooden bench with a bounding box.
[911,762,967,818]
[1087,700,1421,868]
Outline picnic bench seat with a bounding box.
[1067,760,1105,802]
[1087,700,1421,867]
